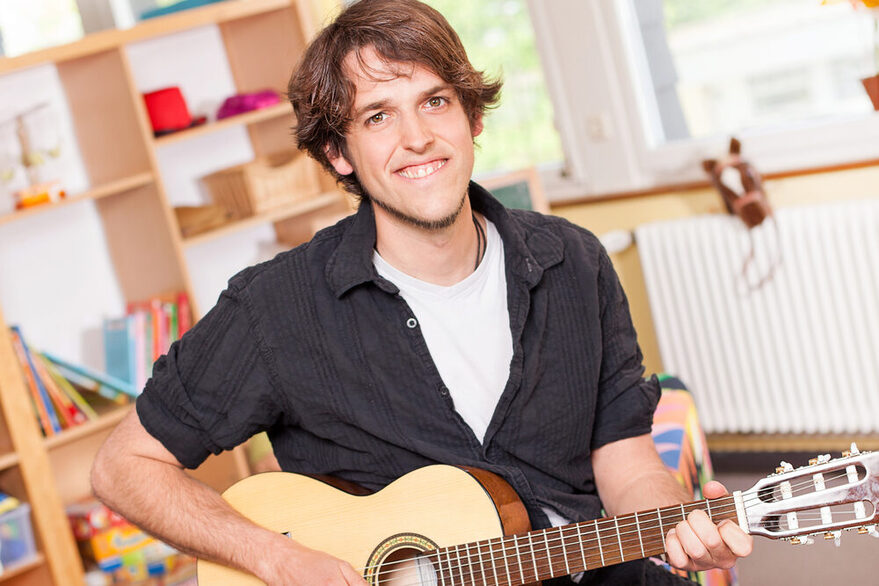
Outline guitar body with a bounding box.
[197,465,532,585]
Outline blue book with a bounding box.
[103,316,136,387]
[43,351,137,398]
[10,326,62,434]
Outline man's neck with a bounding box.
[373,201,483,287]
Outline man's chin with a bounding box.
[371,191,468,231]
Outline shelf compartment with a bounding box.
[154,102,293,147]
[182,191,342,247]
[97,183,189,304]
[44,405,132,452]
[0,173,154,228]
[0,0,296,75]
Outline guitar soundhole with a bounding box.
[365,533,438,586]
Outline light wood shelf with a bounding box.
[0,452,19,472]
[0,1,324,584]
[0,0,294,74]
[182,191,341,247]
[0,173,154,228]
[44,406,132,452]
[155,102,293,147]
[0,554,46,582]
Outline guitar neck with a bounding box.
[423,496,738,584]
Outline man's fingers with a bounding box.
[718,519,754,558]
[702,480,729,499]
[664,528,694,571]
[674,513,715,568]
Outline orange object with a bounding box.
[14,181,65,210]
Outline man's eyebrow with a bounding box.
[354,99,391,120]
[353,84,454,120]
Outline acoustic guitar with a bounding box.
[198,445,879,585]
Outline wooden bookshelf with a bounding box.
[182,191,341,247]
[154,102,293,147]
[0,1,327,584]
[0,173,154,227]
[43,406,132,452]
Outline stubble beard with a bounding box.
[369,187,468,231]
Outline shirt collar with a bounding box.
[325,182,564,298]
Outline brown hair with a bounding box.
[287,0,503,199]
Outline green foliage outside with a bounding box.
[664,0,793,29]
[423,0,563,175]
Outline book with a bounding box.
[103,316,136,386]
[43,351,137,398]
[32,353,88,427]
[10,327,61,435]
[40,356,98,421]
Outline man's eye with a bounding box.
[368,112,386,125]
[427,97,446,108]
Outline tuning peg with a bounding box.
[868,525,879,538]
[850,442,861,456]
[790,536,814,545]
[776,461,794,474]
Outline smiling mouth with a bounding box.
[396,159,447,179]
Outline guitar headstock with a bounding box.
[741,443,879,545]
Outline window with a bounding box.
[0,0,84,57]
[529,0,879,198]
[424,0,564,177]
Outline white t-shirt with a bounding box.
[373,219,573,535]
[372,219,512,442]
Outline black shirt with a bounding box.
[136,182,659,529]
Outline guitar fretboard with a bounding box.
[422,497,737,585]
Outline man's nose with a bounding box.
[399,113,434,152]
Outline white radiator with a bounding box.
[635,200,879,435]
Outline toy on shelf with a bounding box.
[0,103,67,214]
[143,87,207,137]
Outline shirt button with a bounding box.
[439,385,449,396]
[406,317,418,329]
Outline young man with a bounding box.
[91,1,753,584]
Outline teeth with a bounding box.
[398,159,446,179]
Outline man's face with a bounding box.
[328,47,483,230]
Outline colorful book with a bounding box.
[32,353,88,428]
[10,327,61,435]
[43,351,136,398]
[40,356,98,421]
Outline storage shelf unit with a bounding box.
[0,1,342,584]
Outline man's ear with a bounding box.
[471,113,484,138]
[325,144,354,176]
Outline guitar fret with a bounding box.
[450,545,460,585]
[560,527,570,575]
[680,503,687,525]
[541,530,552,576]
[476,540,487,585]
[501,537,512,586]
[594,519,605,566]
[657,508,666,550]
[614,516,624,562]
[436,549,448,586]
[706,498,712,521]
[487,538,499,586]
[463,543,473,586]
[528,532,539,581]
[576,522,588,571]
[512,534,524,583]
[635,512,645,558]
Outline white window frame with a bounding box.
[529,0,879,201]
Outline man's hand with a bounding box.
[256,542,368,586]
[665,481,754,571]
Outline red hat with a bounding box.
[143,87,206,136]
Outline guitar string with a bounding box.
[360,468,869,583]
[368,501,873,586]
[363,500,867,586]
[357,468,870,582]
